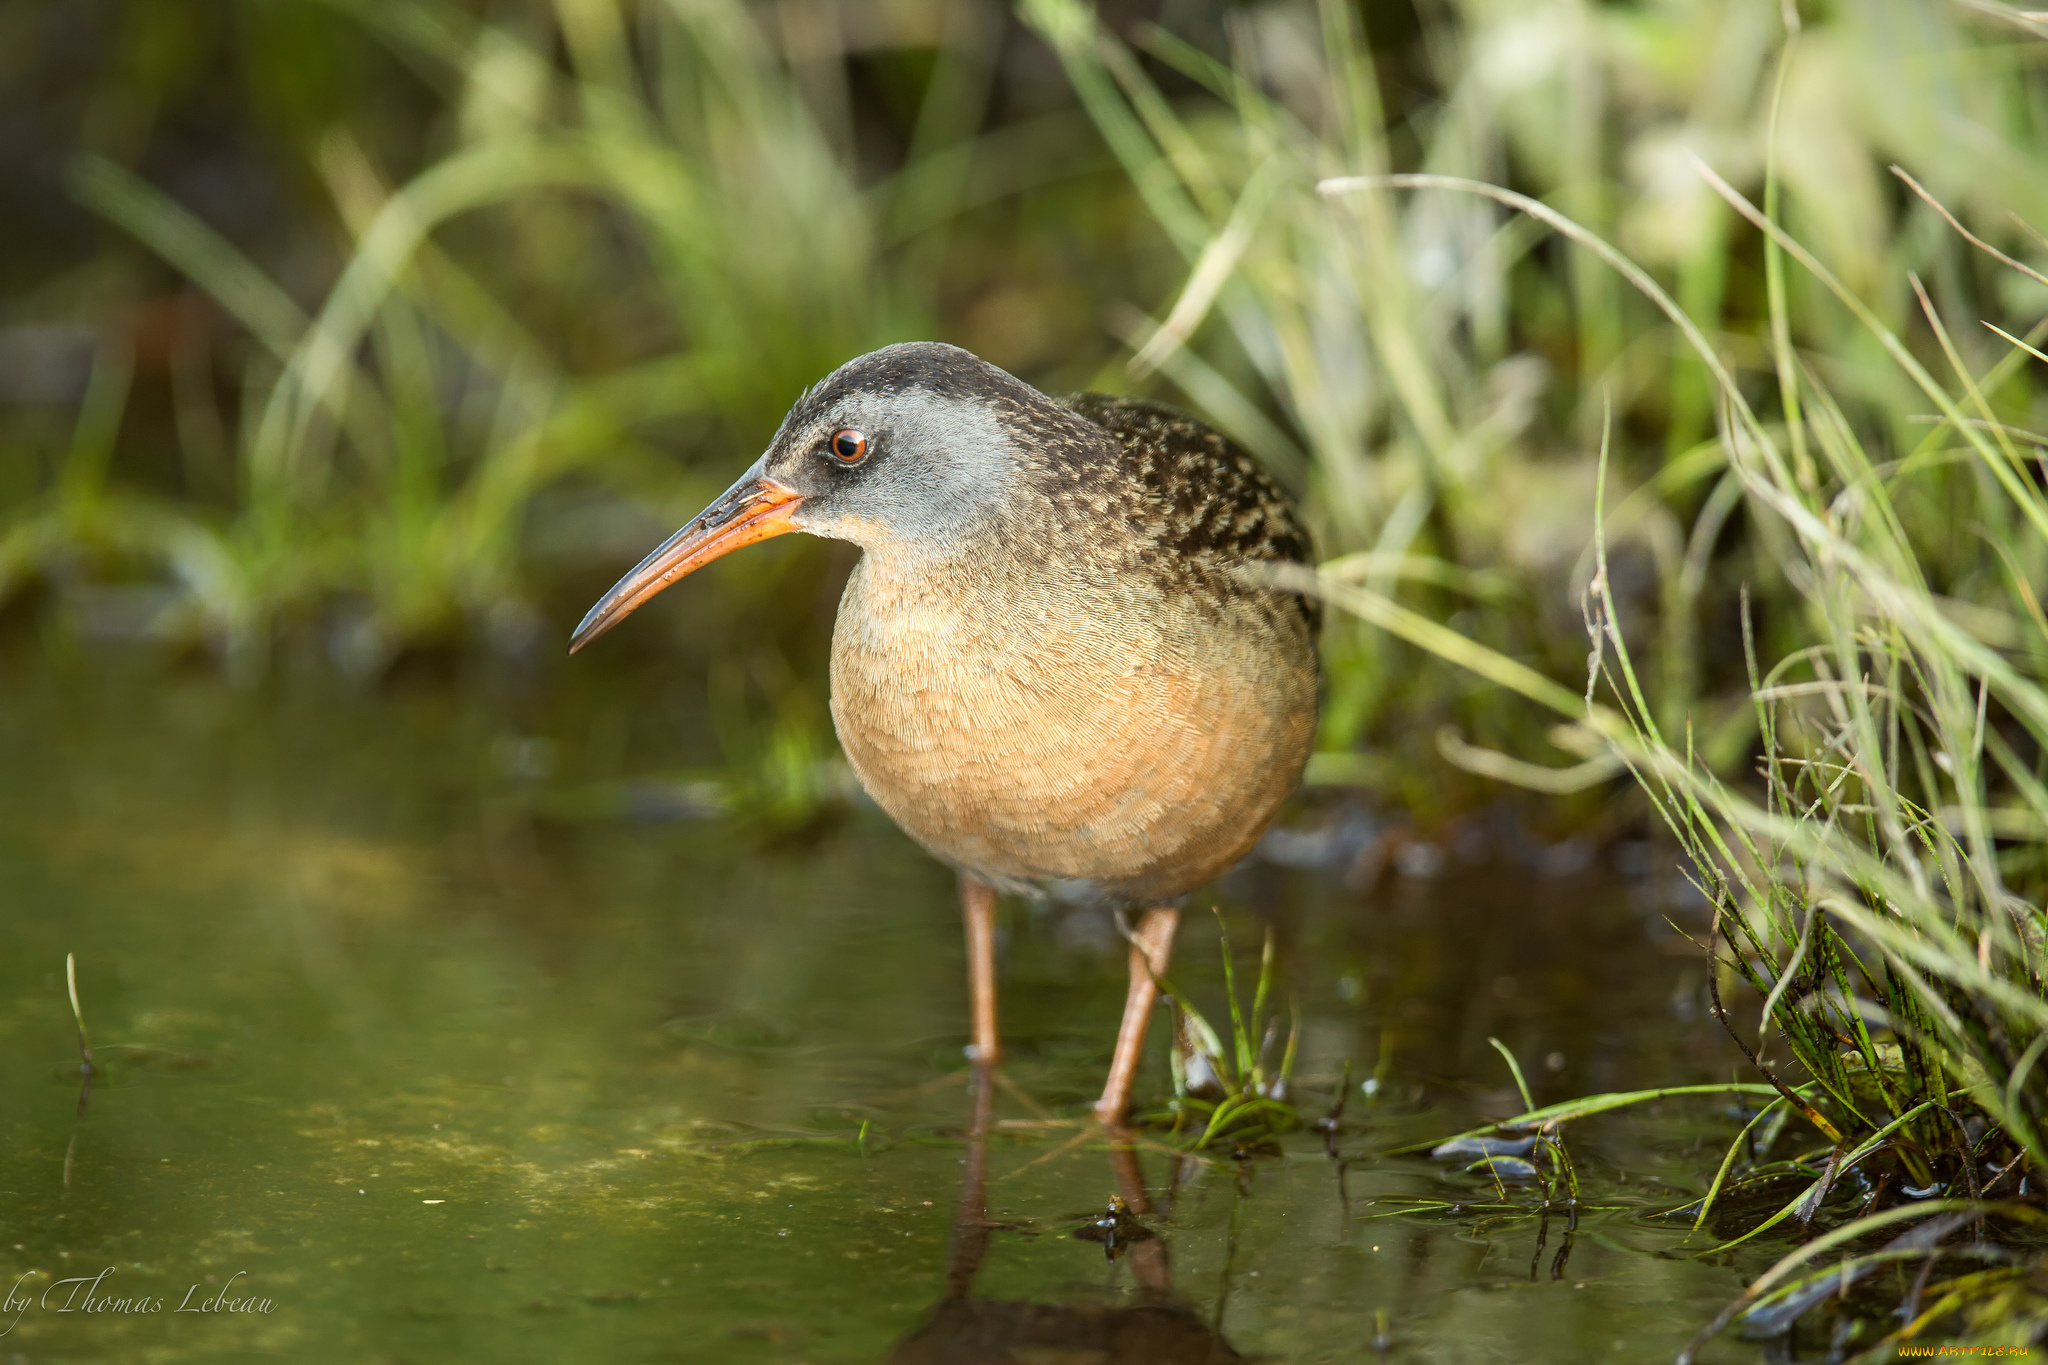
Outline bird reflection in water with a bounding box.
[888,1067,1242,1364]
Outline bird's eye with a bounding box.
[828,429,868,465]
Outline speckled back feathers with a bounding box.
[1053,393,1319,634]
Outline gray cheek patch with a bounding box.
[850,392,1018,549]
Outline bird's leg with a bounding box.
[1095,905,1180,1125]
[959,873,1002,1066]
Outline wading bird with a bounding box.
[570,343,1318,1122]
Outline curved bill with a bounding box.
[569,474,804,653]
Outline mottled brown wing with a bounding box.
[1058,392,1319,632]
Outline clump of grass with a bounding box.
[1135,912,1301,1152]
[1590,161,2048,1348]
[1043,0,2048,1347]
[1289,163,2048,1354]
[1324,148,2048,1365]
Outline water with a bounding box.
[0,660,1776,1362]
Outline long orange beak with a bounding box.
[568,476,804,653]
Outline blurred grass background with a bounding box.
[1,0,2041,830]
[0,0,1167,687]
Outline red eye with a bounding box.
[829,429,867,464]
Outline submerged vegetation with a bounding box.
[7,0,2048,1353]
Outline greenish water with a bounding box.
[0,662,1773,1362]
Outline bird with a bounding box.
[569,342,1319,1123]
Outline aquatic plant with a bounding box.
[1137,914,1302,1152]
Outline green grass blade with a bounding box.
[1488,1037,1536,1114]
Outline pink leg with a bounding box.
[1094,905,1180,1124]
[960,874,1001,1066]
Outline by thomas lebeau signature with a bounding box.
[3,1267,274,1334]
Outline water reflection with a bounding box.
[0,664,1779,1362]
[891,1065,1241,1364]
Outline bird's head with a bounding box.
[570,342,1077,653]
